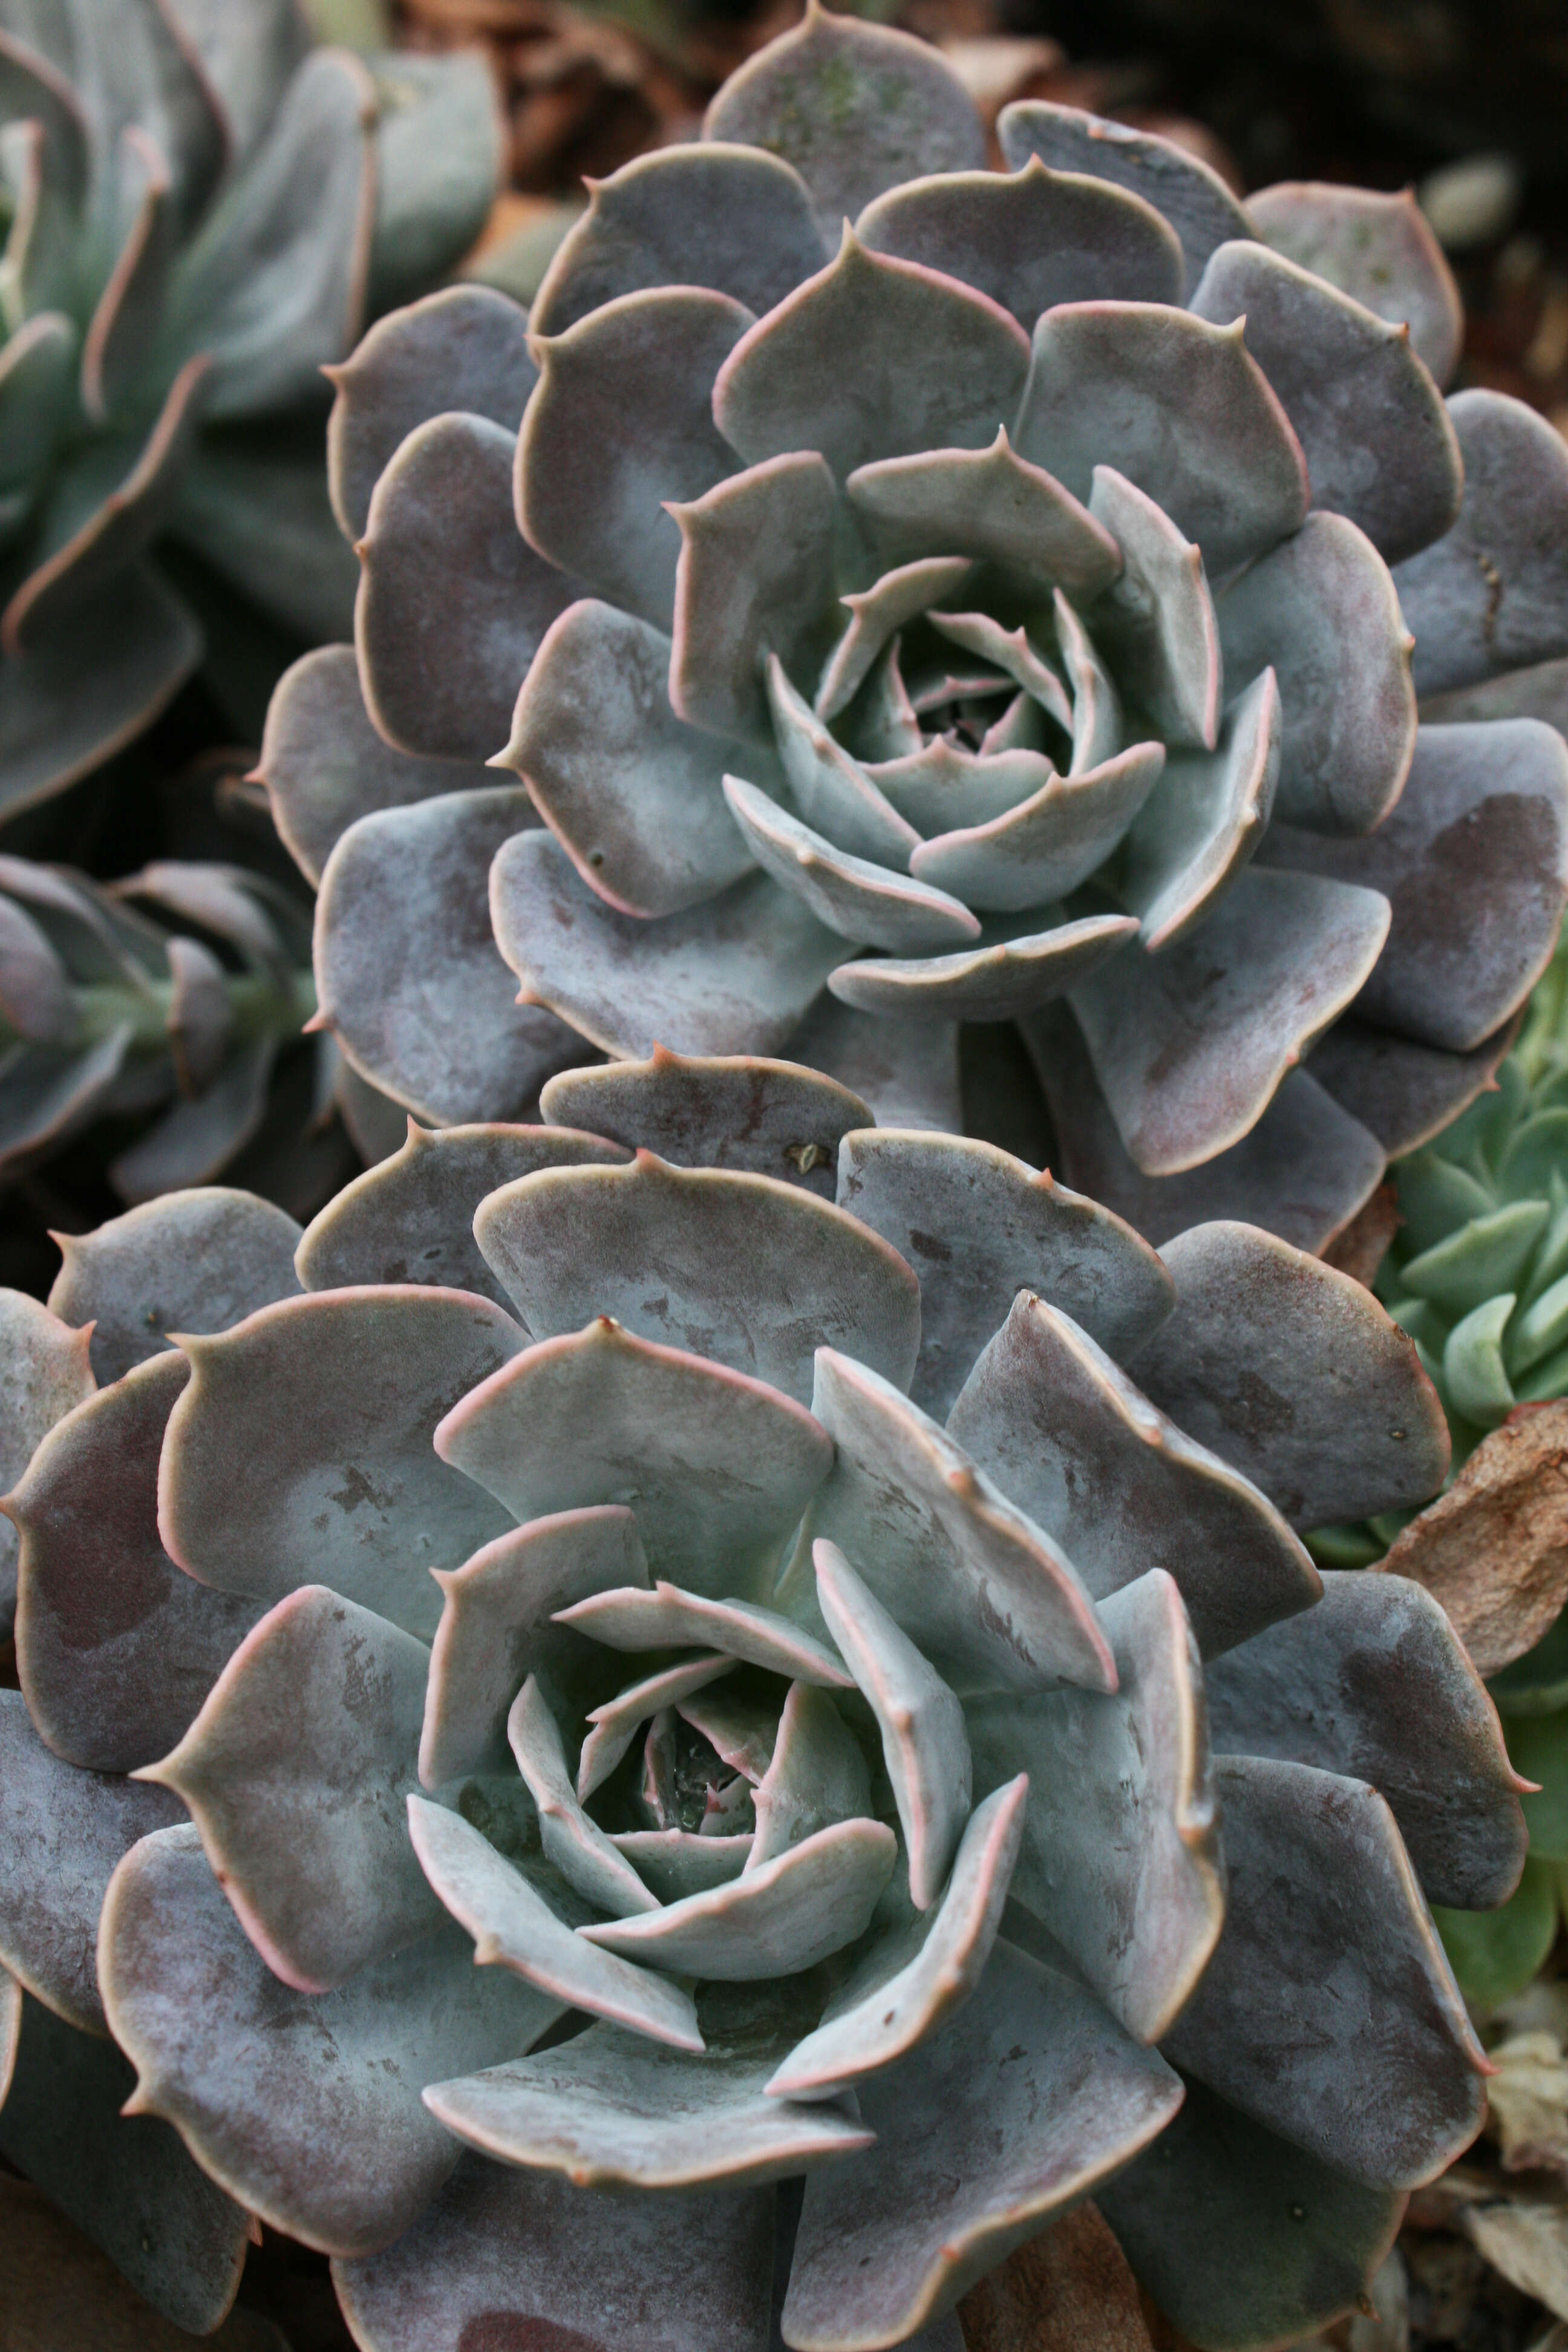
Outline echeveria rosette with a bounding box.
[0,0,500,821]
[0,1048,1527,2349]
[263,4,1568,1247]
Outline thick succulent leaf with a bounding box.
[577,1653,738,1800]
[702,6,986,239]
[612,1831,752,1900]
[714,233,1029,483]
[335,2155,775,2352]
[159,1287,523,1640]
[405,1794,698,2047]
[498,599,762,918]
[297,1119,629,1304]
[0,890,74,1048]
[540,1048,871,1198]
[924,610,1073,730]
[426,2014,872,2189]
[1121,670,1279,952]
[0,565,200,825]
[581,1816,896,1978]
[165,427,359,642]
[1162,1756,1486,2188]
[316,788,582,1126]
[492,831,844,1062]
[911,742,1165,913]
[858,157,1182,333]
[793,1350,1115,1696]
[47,1185,303,1383]
[1307,1014,1518,1158]
[1263,720,1568,1054]
[668,452,839,742]
[1024,1006,1385,1253]
[949,1291,1319,1659]
[836,1126,1173,1417]
[998,102,1249,292]
[0,1287,93,1628]
[80,124,177,427]
[0,1025,131,1168]
[4,358,210,653]
[533,142,825,339]
[11,1356,263,1774]
[364,51,502,316]
[787,995,963,1132]
[1191,239,1462,564]
[1128,1221,1448,1526]
[830,911,1138,1024]
[1014,303,1308,578]
[817,557,976,721]
[142,1587,437,1994]
[813,1540,969,1909]
[327,284,535,544]
[421,1506,648,1785]
[106,1042,276,1204]
[520,290,751,636]
[1086,465,1221,752]
[0,1692,181,2033]
[434,1318,832,1600]
[1248,178,1462,385]
[967,1569,1221,2045]
[867,735,1059,833]
[559,1581,853,1688]
[474,1150,919,1408]
[766,1775,1025,2099]
[358,414,579,762]
[724,774,979,955]
[0,1987,250,2337]
[1215,510,1415,835]
[748,1681,871,1869]
[765,654,920,872]
[1098,2074,1405,2352]
[845,428,1120,604]
[1204,1570,1525,1911]
[156,48,375,420]
[507,1677,660,1915]
[101,1824,555,2257]
[782,1938,1183,2350]
[1395,390,1568,696]
[1051,588,1122,776]
[1072,864,1390,1175]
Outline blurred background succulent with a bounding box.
[261,7,1568,1261]
[0,1049,1527,2350]
[0,0,500,829]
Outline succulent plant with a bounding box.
[0,851,322,1203]
[258,3,1568,1250]
[0,1048,1527,2348]
[0,0,500,823]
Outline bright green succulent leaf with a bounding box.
[1442,1291,1518,1428]
[1435,1857,1559,2012]
[1400,1198,1549,1315]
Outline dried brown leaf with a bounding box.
[959,2203,1154,2351]
[1489,2031,1568,2177]
[1322,1183,1402,1289]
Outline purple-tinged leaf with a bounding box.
[140,1587,437,1993]
[950,1292,1319,1659]
[837,1126,1172,1416]
[1163,1755,1486,2187]
[703,6,985,240]
[421,1506,647,1786]
[792,1351,1115,1696]
[713,233,1028,483]
[785,996,962,1132]
[998,102,1249,292]
[668,451,839,742]
[1307,1014,1518,1158]
[0,1289,93,1630]
[159,1287,524,1639]
[829,912,1137,1025]
[532,142,825,338]
[765,655,920,872]
[491,831,844,1062]
[100,1824,556,2255]
[911,742,1165,912]
[434,1319,832,1600]
[558,1581,853,1687]
[1126,1220,1450,1528]
[967,1570,1222,2043]
[1121,669,1279,951]
[723,775,979,956]
[1248,179,1462,385]
[1014,303,1308,579]
[518,290,750,636]
[540,1046,871,1198]
[817,557,974,721]
[1087,465,1221,751]
[846,428,1120,605]
[11,1356,263,1773]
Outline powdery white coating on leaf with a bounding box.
[949,1292,1319,1661]
[965,1569,1223,2047]
[99,1823,558,2256]
[474,1150,921,1409]
[781,1937,1183,2350]
[434,1318,832,1601]
[47,1185,301,1387]
[1128,1221,1449,1527]
[1161,1755,1487,2189]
